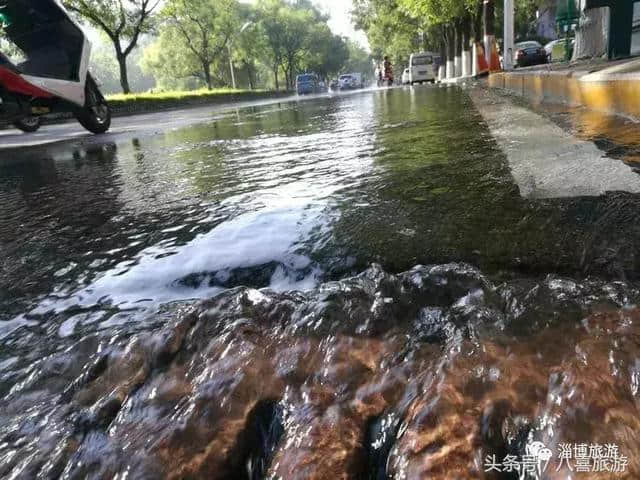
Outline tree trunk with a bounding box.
[454,20,463,77]
[483,0,495,63]
[245,61,254,90]
[445,25,456,78]
[455,20,463,57]
[462,15,473,76]
[572,7,609,60]
[473,0,483,43]
[286,60,295,90]
[203,61,212,90]
[438,27,446,80]
[116,52,131,94]
[439,35,447,64]
[483,0,495,38]
[446,26,455,60]
[462,15,472,50]
[273,67,279,90]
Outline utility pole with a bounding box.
[228,44,236,89]
[228,21,254,90]
[503,0,514,70]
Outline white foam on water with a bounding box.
[57,311,106,338]
[58,316,80,338]
[30,204,324,315]
[0,316,39,340]
[15,94,379,328]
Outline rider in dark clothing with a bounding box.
[383,56,393,84]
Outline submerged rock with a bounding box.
[1,263,640,479]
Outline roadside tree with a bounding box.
[162,0,239,90]
[304,28,350,80]
[572,6,608,59]
[140,28,213,90]
[62,0,159,93]
[343,40,373,75]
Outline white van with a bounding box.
[408,52,437,84]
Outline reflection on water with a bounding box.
[549,104,640,167]
[5,89,640,329]
[1,96,378,327]
[2,86,640,478]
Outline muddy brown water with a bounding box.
[2,86,640,478]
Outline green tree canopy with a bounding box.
[140,0,352,91]
[162,0,239,90]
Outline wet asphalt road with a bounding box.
[3,83,640,327]
[0,93,330,152]
[3,85,640,478]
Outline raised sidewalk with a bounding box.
[487,57,640,120]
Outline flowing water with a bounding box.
[1,86,640,478]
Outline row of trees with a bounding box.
[353,0,549,68]
[61,0,371,94]
[352,0,598,70]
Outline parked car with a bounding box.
[514,41,548,68]
[296,73,319,95]
[338,73,363,90]
[401,68,410,85]
[544,38,575,62]
[408,52,437,84]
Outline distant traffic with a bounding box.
[292,34,573,96]
[294,50,442,95]
[295,72,366,95]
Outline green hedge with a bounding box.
[1,89,290,129]
[106,88,288,114]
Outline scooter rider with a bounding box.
[383,56,393,84]
[0,0,111,133]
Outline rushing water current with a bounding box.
[2,86,640,478]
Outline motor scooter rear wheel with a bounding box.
[75,74,111,134]
[13,116,41,133]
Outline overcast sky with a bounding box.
[314,0,369,49]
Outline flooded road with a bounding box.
[2,86,640,478]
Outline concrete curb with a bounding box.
[488,64,640,120]
[441,75,476,84]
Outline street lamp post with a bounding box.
[228,44,236,89]
[228,21,254,90]
[504,0,514,70]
